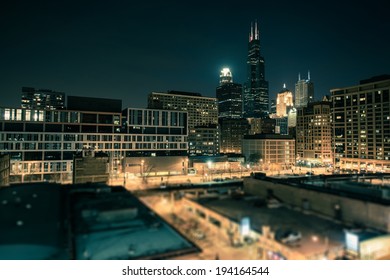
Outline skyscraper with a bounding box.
[216,68,242,119]
[295,72,314,108]
[243,21,269,118]
[276,84,294,117]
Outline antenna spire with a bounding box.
[255,20,259,40]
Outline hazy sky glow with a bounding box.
[1,0,389,109]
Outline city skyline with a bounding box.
[1,1,389,109]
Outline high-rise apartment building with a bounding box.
[21,87,65,110]
[295,72,314,109]
[243,21,269,118]
[276,85,294,117]
[216,68,242,119]
[296,101,332,165]
[331,75,390,172]
[148,91,218,156]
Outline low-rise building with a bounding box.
[242,134,295,170]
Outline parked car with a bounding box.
[267,198,282,209]
[280,230,302,244]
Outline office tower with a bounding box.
[295,72,314,108]
[247,117,275,135]
[21,87,65,110]
[219,118,249,154]
[270,99,276,114]
[216,68,243,119]
[276,84,294,117]
[243,21,269,118]
[216,68,247,154]
[331,75,390,172]
[288,108,297,128]
[148,91,219,156]
[296,101,332,165]
[274,117,288,135]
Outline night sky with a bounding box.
[1,0,389,109]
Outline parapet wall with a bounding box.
[244,177,390,233]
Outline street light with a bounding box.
[140,160,144,176]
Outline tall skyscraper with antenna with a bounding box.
[243,21,269,118]
[295,71,314,108]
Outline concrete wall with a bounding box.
[73,157,109,184]
[124,156,187,176]
[244,178,390,233]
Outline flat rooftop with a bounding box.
[196,196,346,258]
[254,173,390,206]
[0,183,68,260]
[72,186,199,259]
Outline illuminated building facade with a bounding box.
[296,101,332,165]
[21,87,65,110]
[295,72,314,109]
[0,154,10,187]
[242,134,295,169]
[243,21,269,118]
[216,68,243,119]
[148,91,218,156]
[332,75,390,172]
[0,100,188,183]
[247,117,275,135]
[276,85,294,117]
[219,118,249,154]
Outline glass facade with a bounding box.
[0,106,188,183]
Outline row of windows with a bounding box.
[0,108,122,124]
[127,109,187,127]
[333,90,390,107]
[0,133,186,143]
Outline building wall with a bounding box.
[296,102,332,165]
[295,77,314,109]
[219,118,249,154]
[0,154,10,187]
[0,106,188,183]
[244,177,390,233]
[276,90,293,117]
[148,91,218,156]
[331,77,390,172]
[242,136,295,168]
[73,151,109,184]
[123,156,188,176]
[216,83,242,119]
[188,126,219,156]
[21,87,65,110]
[247,118,275,135]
